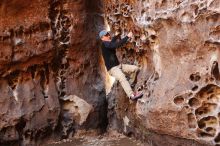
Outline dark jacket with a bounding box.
[101,36,129,71]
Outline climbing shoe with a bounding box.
[130,91,143,100]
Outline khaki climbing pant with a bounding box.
[108,64,139,97]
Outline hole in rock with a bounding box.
[197,84,220,101]
[198,116,217,129]
[195,103,217,116]
[206,13,219,23]
[207,94,220,102]
[42,91,48,99]
[184,105,190,109]
[174,92,193,105]
[154,72,159,81]
[194,5,199,15]
[187,113,197,128]
[190,72,201,82]
[15,118,26,134]
[212,61,220,80]
[210,77,215,82]
[59,91,66,97]
[205,127,216,136]
[146,17,151,21]
[198,131,214,138]
[206,86,214,94]
[161,0,168,6]
[199,3,205,8]
[183,105,193,113]
[188,98,200,107]
[215,133,220,143]
[188,92,193,97]
[40,70,46,85]
[6,70,20,90]
[192,85,199,91]
[150,35,157,40]
[126,131,134,137]
[174,96,184,105]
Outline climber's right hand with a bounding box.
[127,32,133,38]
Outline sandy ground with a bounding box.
[45,132,149,146]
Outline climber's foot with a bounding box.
[130,83,136,88]
[130,91,143,100]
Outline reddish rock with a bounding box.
[1,0,219,146]
[0,0,106,145]
[104,0,220,146]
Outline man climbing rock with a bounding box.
[99,30,143,100]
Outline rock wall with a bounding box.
[0,0,107,145]
[1,0,220,146]
[104,0,220,146]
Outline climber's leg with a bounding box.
[121,64,139,85]
[108,66,133,98]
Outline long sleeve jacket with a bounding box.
[101,36,129,71]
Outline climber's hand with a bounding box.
[127,32,133,38]
[115,31,120,36]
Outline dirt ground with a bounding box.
[45,132,148,146]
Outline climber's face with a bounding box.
[101,33,111,41]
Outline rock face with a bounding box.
[0,0,107,145]
[104,0,220,146]
[1,0,220,146]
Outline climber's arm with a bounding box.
[104,36,129,49]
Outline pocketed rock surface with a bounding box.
[0,0,220,146]
[104,0,220,146]
[0,0,107,145]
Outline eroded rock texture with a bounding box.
[104,0,220,145]
[1,0,220,145]
[0,0,106,145]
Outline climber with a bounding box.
[99,30,143,100]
